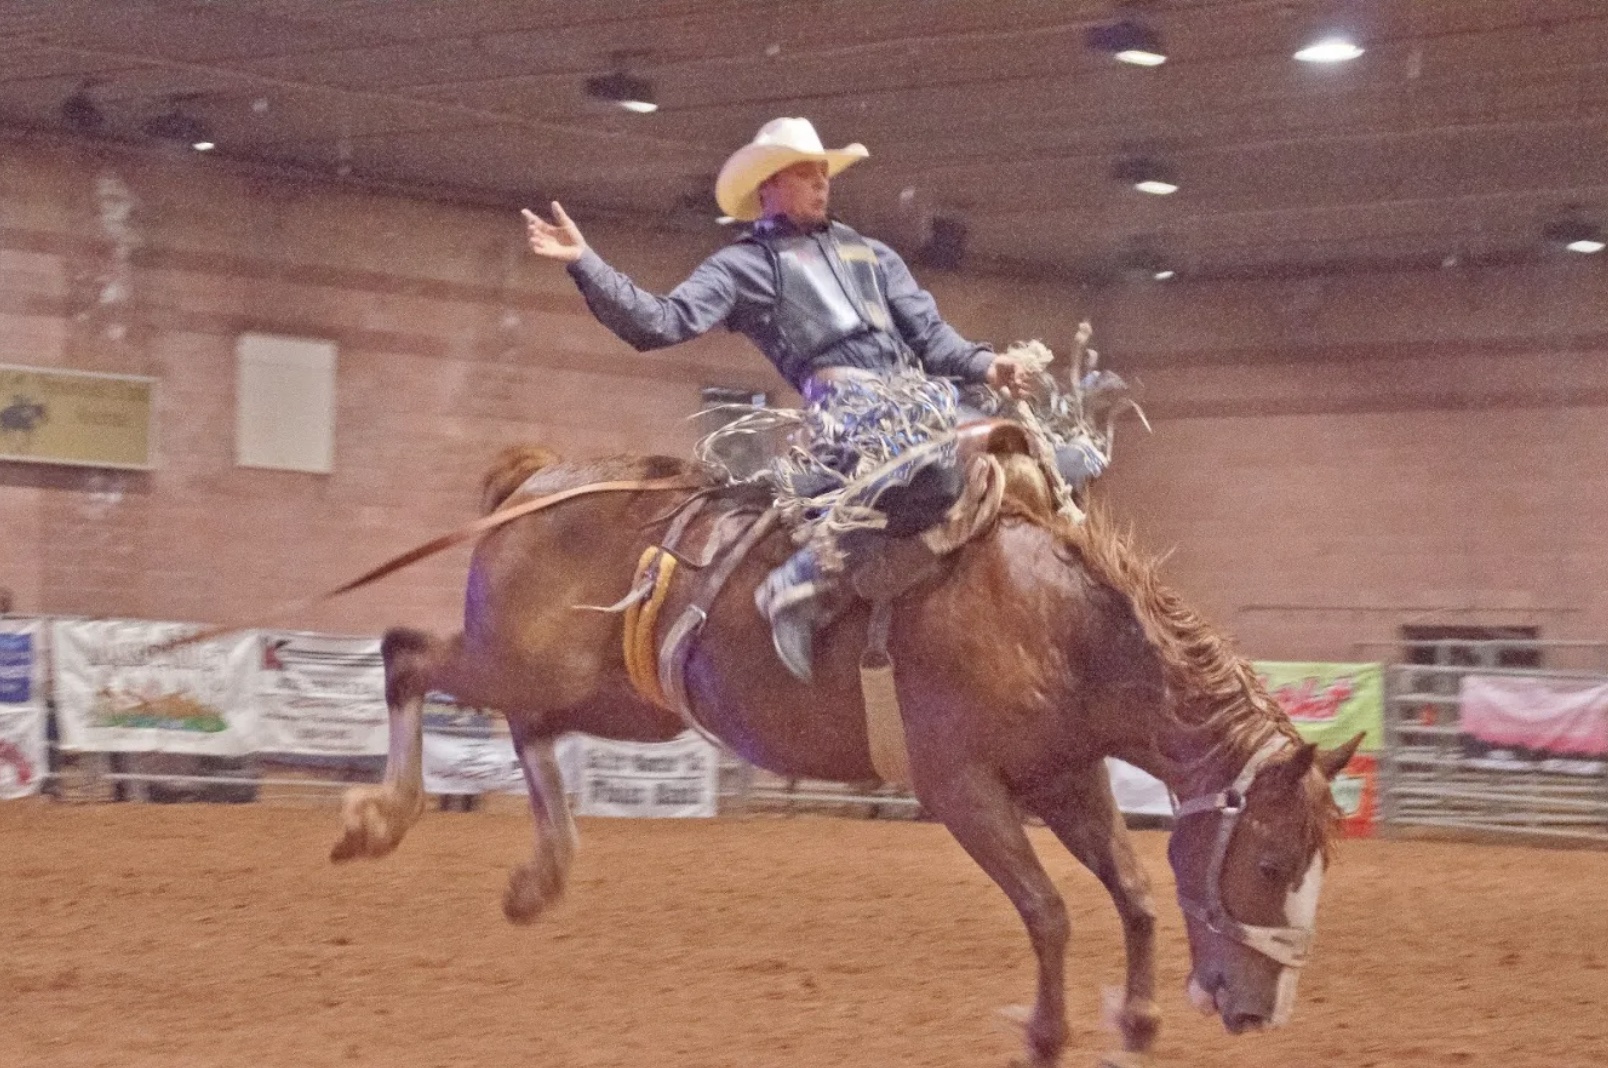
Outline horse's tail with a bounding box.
[480,444,562,514]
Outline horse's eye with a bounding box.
[1257,857,1282,883]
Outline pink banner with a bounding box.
[1459,675,1608,757]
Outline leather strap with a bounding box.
[860,599,912,788]
[154,475,699,652]
[658,508,780,740]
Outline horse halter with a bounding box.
[1173,737,1314,970]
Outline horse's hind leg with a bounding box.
[922,766,1069,1066]
[329,627,449,862]
[502,717,578,925]
[1021,765,1161,1058]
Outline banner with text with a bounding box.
[0,363,155,469]
[1098,661,1385,820]
[568,733,719,818]
[1459,674,1607,773]
[422,699,524,794]
[256,632,388,756]
[0,619,46,799]
[53,620,258,755]
[423,731,525,795]
[1105,758,1172,817]
[1257,661,1384,751]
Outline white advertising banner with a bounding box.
[423,731,525,795]
[52,619,258,755]
[0,618,47,799]
[1105,758,1172,817]
[570,732,719,818]
[256,632,388,756]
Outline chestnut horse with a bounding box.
[330,442,1360,1066]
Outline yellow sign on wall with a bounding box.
[0,364,155,470]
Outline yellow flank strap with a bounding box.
[623,547,679,709]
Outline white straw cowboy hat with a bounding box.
[715,117,869,221]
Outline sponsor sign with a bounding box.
[53,619,258,755]
[1098,662,1386,827]
[0,363,155,469]
[423,732,525,795]
[1257,661,1384,751]
[255,633,388,756]
[570,733,719,818]
[1458,674,1607,774]
[0,619,46,799]
[422,698,523,795]
[1105,758,1172,817]
[1259,661,1384,836]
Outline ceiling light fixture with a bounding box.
[1085,17,1167,66]
[916,216,969,270]
[60,86,105,134]
[1114,157,1178,195]
[1116,238,1172,283]
[585,71,657,114]
[1294,36,1365,63]
[142,100,215,151]
[1544,220,1605,254]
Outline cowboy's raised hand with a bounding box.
[522,201,588,263]
[985,354,1028,393]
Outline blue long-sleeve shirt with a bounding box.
[565,219,994,391]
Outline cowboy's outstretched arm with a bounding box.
[870,239,995,383]
[526,204,739,351]
[874,240,1027,390]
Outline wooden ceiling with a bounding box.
[2,0,1605,282]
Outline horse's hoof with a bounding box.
[328,832,365,863]
[329,787,420,863]
[1097,987,1161,1054]
[502,860,565,925]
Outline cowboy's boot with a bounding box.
[755,545,828,682]
[1054,435,1107,492]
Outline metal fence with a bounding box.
[38,737,924,818]
[1377,640,1608,844]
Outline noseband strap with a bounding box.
[1174,737,1314,970]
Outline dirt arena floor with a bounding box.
[2,801,1606,1068]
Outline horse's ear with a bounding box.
[1262,742,1316,791]
[1315,732,1365,781]
[1282,742,1317,783]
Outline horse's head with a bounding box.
[1166,732,1363,1035]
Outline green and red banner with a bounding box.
[1255,661,1383,752]
[1256,661,1384,835]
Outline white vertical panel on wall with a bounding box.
[235,333,337,473]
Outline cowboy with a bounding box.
[525,117,1026,678]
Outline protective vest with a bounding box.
[740,221,901,388]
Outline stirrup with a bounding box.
[756,553,823,682]
[767,604,816,683]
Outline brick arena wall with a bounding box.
[2,132,1604,658]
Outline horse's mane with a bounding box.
[1052,505,1337,858]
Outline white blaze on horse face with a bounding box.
[1271,853,1325,1026]
[1284,853,1325,930]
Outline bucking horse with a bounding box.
[322,416,1361,1067]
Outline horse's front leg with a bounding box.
[502,721,578,924]
[919,763,1070,1067]
[1022,765,1161,1060]
[330,628,447,861]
